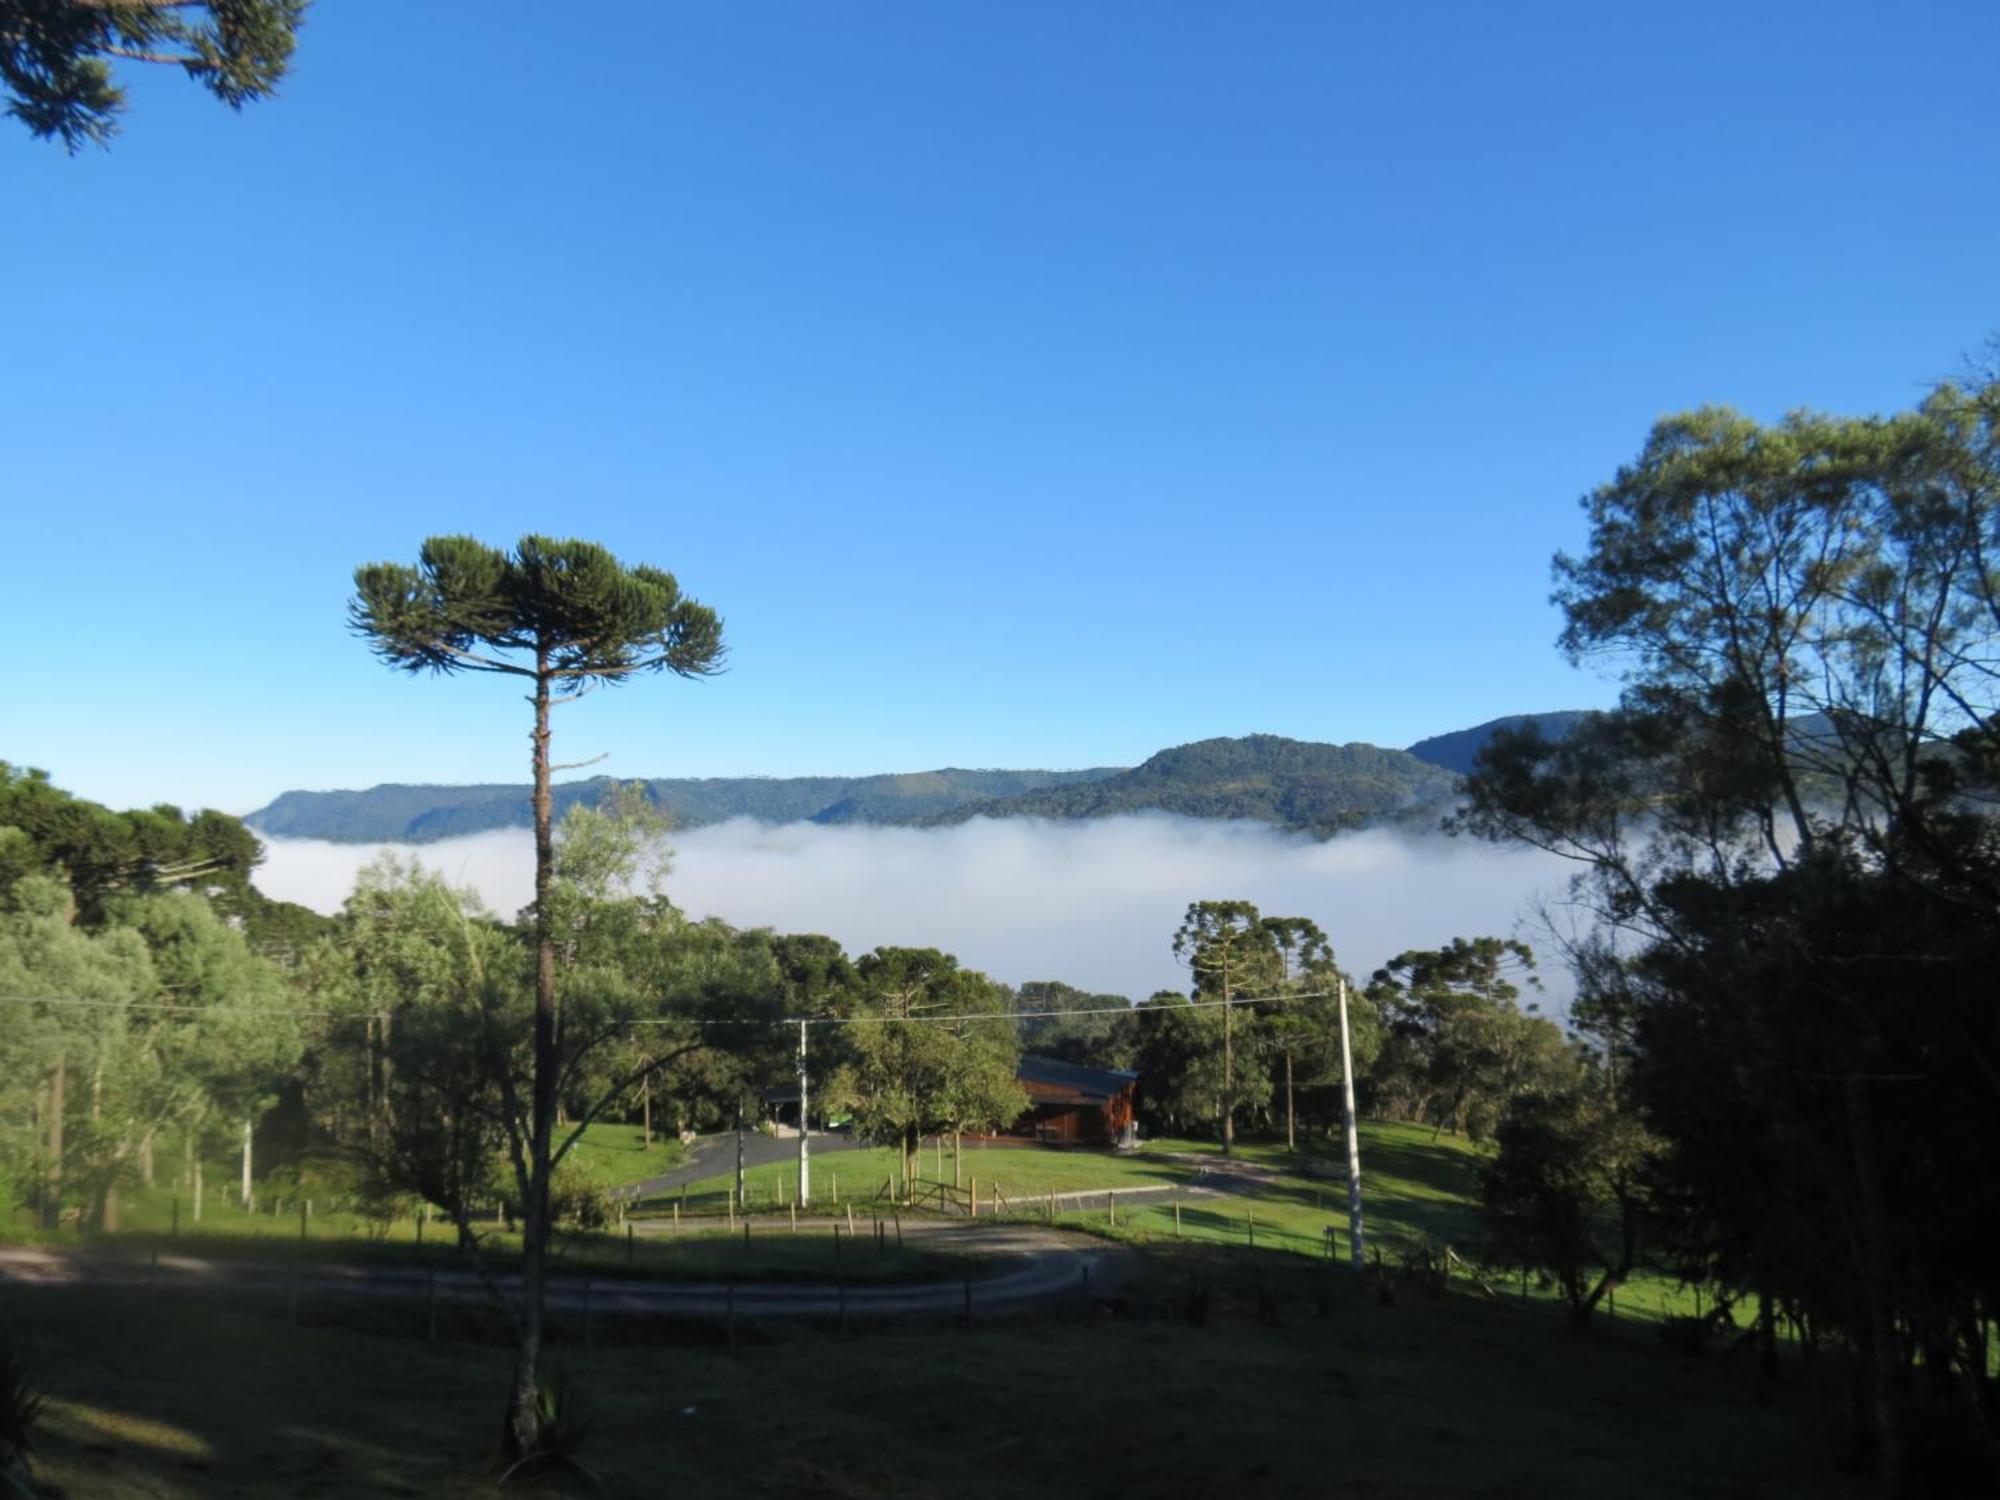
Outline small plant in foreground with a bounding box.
[0,1328,45,1500]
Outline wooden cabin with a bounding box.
[1011,1057,1139,1147]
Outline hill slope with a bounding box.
[930,734,1461,836]
[247,715,1603,844]
[1403,711,1594,775]
[247,768,1120,843]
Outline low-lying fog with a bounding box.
[254,815,1579,1006]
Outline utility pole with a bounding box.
[797,1019,811,1207]
[734,1099,746,1211]
[1337,977,1365,1271]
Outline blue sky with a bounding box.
[6,1,1996,814]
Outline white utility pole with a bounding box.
[797,1019,811,1207]
[1337,977,1366,1271]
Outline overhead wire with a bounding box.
[0,989,1328,1027]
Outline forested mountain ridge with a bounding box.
[246,714,1597,843]
[247,767,1123,843]
[1403,711,1592,775]
[926,734,1462,835]
[244,717,1604,843]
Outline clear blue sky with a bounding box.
[6,1,1996,814]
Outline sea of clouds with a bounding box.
[253,814,1581,1006]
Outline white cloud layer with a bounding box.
[253,815,1579,1004]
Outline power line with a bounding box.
[0,989,1327,1028]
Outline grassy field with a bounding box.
[658,1123,1719,1325]
[642,1138,1197,1215]
[0,1121,1717,1321]
[0,1184,969,1286]
[0,1252,1866,1498]
[561,1122,684,1192]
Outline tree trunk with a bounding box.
[43,1055,65,1230]
[1284,1049,1295,1152]
[1844,1075,1902,1488]
[1221,973,1235,1156]
[504,655,558,1463]
[139,1130,155,1189]
[241,1116,254,1212]
[641,1071,652,1150]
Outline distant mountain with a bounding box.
[247,715,1601,844]
[1404,711,1594,776]
[930,734,1461,836]
[247,767,1121,844]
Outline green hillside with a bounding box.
[932,734,1462,836]
[243,719,1619,844]
[247,766,1120,843]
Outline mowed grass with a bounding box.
[561,1121,684,1192]
[665,1122,1715,1326]
[1071,1124,1718,1324]
[1,1189,965,1286]
[2,1258,1866,1499]
[643,1139,1197,1214]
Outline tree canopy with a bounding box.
[1462,374,2000,1488]
[350,534,724,1464]
[2,0,306,149]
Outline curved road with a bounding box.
[0,1221,1117,1321]
[620,1129,865,1200]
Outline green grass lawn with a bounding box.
[1,1254,1866,1498]
[561,1121,683,1192]
[639,1138,1198,1215]
[0,1182,964,1286]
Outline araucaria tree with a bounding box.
[2,0,306,149]
[1171,901,1278,1154]
[350,535,723,1464]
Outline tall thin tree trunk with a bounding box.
[1222,972,1235,1156]
[44,1055,65,1231]
[139,1130,155,1189]
[1284,1050,1295,1152]
[641,1070,652,1150]
[506,655,558,1462]
[241,1116,254,1212]
[1844,1075,1902,1489]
